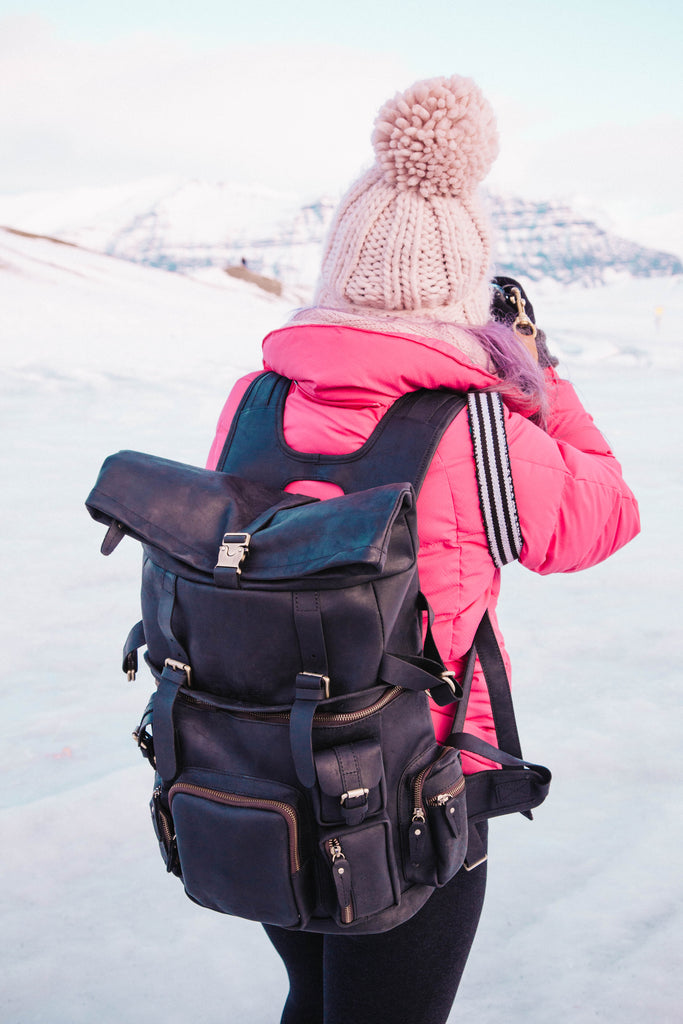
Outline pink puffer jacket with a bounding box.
[207,323,640,771]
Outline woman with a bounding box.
[207,75,640,1024]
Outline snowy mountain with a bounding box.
[0,178,680,293]
[489,195,683,285]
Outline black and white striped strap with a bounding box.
[467,391,523,568]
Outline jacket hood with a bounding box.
[262,322,504,409]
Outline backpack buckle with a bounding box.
[340,787,369,808]
[296,672,331,700]
[132,724,155,766]
[216,532,251,574]
[440,670,460,697]
[429,670,463,706]
[164,658,192,686]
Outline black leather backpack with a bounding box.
[86,373,550,934]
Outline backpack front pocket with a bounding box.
[168,772,313,928]
[321,820,399,926]
[405,747,468,887]
[313,739,385,826]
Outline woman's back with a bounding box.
[208,318,639,757]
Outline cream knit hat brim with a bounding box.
[314,76,498,326]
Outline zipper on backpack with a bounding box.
[168,783,301,873]
[153,786,176,847]
[229,685,404,727]
[426,775,466,806]
[326,837,354,924]
[411,750,466,823]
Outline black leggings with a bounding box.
[264,825,488,1024]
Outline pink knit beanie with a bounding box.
[314,75,499,326]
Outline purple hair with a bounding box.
[467,321,549,425]
[288,306,551,426]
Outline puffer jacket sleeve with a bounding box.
[507,370,640,574]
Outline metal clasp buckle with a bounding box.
[297,671,331,699]
[340,787,369,807]
[510,286,537,340]
[463,852,488,871]
[132,725,156,766]
[440,670,459,698]
[164,658,192,686]
[216,532,251,574]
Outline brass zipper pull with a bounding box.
[327,838,354,924]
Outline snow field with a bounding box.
[1,228,681,1022]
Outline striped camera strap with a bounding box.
[466,391,523,569]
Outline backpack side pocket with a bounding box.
[405,747,468,887]
[150,776,181,877]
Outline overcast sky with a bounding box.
[1,0,681,252]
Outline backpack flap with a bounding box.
[86,451,416,585]
[216,482,417,587]
[85,450,315,572]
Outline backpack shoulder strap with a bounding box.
[216,371,467,496]
[218,376,523,568]
[451,610,523,759]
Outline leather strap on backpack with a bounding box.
[215,371,467,497]
[290,590,330,787]
[445,611,552,861]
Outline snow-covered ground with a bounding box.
[1,227,681,1022]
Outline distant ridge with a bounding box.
[489,196,682,285]
[1,225,79,248]
[0,179,680,290]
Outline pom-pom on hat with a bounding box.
[315,75,499,325]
